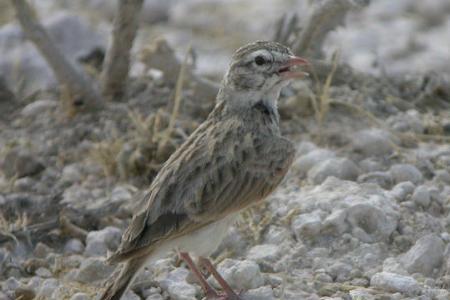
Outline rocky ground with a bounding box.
[1,1,450,300]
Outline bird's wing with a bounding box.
[108,122,295,263]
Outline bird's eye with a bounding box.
[254,56,266,66]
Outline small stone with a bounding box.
[37,278,59,298]
[73,258,115,284]
[370,272,420,295]
[84,226,122,257]
[61,164,83,183]
[352,129,396,156]
[3,277,20,291]
[390,181,415,202]
[122,290,141,300]
[15,287,35,300]
[382,257,408,275]
[434,169,450,184]
[247,244,281,264]
[358,171,393,189]
[349,289,375,300]
[13,177,36,192]
[263,225,291,244]
[389,164,423,185]
[399,234,445,276]
[70,292,89,300]
[214,259,264,291]
[315,272,333,283]
[345,203,397,242]
[64,239,84,254]
[321,209,348,236]
[21,99,57,117]
[411,185,431,208]
[159,268,197,300]
[292,149,336,176]
[291,211,322,240]
[35,267,52,278]
[308,158,360,184]
[146,294,164,300]
[327,262,352,282]
[1,149,45,178]
[242,286,275,300]
[34,242,52,258]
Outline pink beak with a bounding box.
[279,55,310,79]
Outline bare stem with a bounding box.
[101,0,144,100]
[10,0,103,110]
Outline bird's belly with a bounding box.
[147,214,237,263]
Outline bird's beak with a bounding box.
[278,56,310,79]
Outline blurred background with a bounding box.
[1,1,450,300]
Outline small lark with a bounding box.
[100,41,309,300]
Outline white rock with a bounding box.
[61,164,83,184]
[263,225,291,244]
[370,272,420,295]
[214,259,264,291]
[84,226,122,257]
[159,268,197,300]
[37,278,60,298]
[352,129,397,156]
[247,244,281,264]
[3,277,20,291]
[21,99,57,117]
[322,209,348,236]
[349,289,375,300]
[382,257,408,275]
[35,267,52,278]
[411,185,431,208]
[327,262,353,282]
[399,234,445,276]
[70,292,89,300]
[308,158,360,184]
[122,290,141,300]
[346,203,397,243]
[389,164,423,184]
[242,286,274,300]
[64,239,84,254]
[390,181,415,202]
[291,211,323,240]
[146,294,164,300]
[73,258,115,284]
[292,149,336,176]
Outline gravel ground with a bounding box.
[1,1,450,300]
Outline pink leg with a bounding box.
[198,257,241,300]
[179,252,220,299]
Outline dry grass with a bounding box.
[0,212,29,245]
[89,136,124,178]
[309,51,339,144]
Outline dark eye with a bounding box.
[254,55,266,65]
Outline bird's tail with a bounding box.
[99,258,142,300]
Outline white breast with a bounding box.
[147,214,238,263]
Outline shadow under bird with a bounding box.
[100,40,309,300]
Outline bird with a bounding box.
[99,40,309,300]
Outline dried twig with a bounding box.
[10,0,103,111]
[101,0,144,100]
[160,44,192,148]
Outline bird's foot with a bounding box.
[198,257,243,300]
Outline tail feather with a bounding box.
[99,258,143,300]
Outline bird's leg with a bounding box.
[178,252,220,299]
[198,257,241,300]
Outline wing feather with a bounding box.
[108,120,295,263]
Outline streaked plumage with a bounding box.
[100,41,308,300]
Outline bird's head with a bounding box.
[224,41,309,95]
